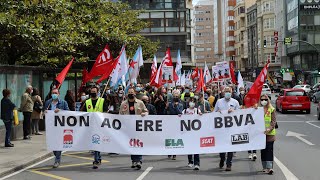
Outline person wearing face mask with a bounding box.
[44,88,69,168]
[80,86,109,169]
[20,85,34,140]
[197,93,211,113]
[166,89,184,160]
[181,97,202,170]
[259,94,277,175]
[141,95,157,115]
[238,87,246,107]
[214,87,240,171]
[119,87,148,170]
[180,86,194,101]
[135,84,144,100]
[1,89,16,147]
[153,87,167,115]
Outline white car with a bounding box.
[262,84,272,100]
[293,84,311,93]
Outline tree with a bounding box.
[0,0,158,66]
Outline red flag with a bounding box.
[150,55,157,82]
[55,57,74,88]
[162,48,178,82]
[244,63,269,108]
[196,68,204,92]
[85,44,113,83]
[96,57,119,84]
[81,67,88,86]
[230,61,237,84]
[191,67,199,79]
[150,62,163,88]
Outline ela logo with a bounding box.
[129,139,144,148]
[92,134,101,144]
[63,129,73,148]
[165,139,184,149]
[200,137,215,147]
[231,133,249,145]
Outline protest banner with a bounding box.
[46,108,266,155]
[212,61,231,82]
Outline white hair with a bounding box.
[172,89,181,96]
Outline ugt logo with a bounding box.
[63,129,73,148]
[165,139,184,149]
[129,139,143,148]
[92,134,101,144]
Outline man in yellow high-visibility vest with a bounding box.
[81,86,109,169]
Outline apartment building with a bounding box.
[234,0,247,71]
[193,1,217,67]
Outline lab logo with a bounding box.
[129,139,144,148]
[63,129,73,148]
[231,133,249,145]
[165,139,184,149]
[200,137,215,147]
[92,134,101,144]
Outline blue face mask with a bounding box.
[136,87,141,92]
[52,94,58,100]
[224,92,231,99]
[185,89,190,93]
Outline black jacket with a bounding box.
[1,97,16,121]
[146,103,157,115]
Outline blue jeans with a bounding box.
[188,154,200,166]
[53,151,62,163]
[4,120,12,145]
[220,152,233,167]
[131,155,142,162]
[261,141,274,169]
[94,151,101,163]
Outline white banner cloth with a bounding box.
[46,108,266,155]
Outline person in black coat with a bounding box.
[141,95,157,115]
[1,89,16,147]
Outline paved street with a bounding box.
[2,94,320,180]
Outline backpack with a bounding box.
[33,96,43,113]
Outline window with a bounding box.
[196,48,205,52]
[264,18,275,29]
[206,25,211,29]
[206,48,212,51]
[206,18,211,21]
[264,53,276,63]
[195,55,205,59]
[206,54,211,58]
[195,18,204,22]
[206,11,210,13]
[262,1,274,12]
[195,40,204,44]
[227,16,234,21]
[263,36,274,47]
[206,40,211,43]
[195,26,204,30]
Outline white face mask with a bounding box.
[81,96,87,101]
[261,100,268,106]
[189,102,195,108]
[118,93,123,97]
[240,91,245,95]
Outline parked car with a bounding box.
[276,89,311,114]
[262,84,272,100]
[311,90,320,103]
[317,102,320,120]
[309,83,320,98]
[293,84,311,93]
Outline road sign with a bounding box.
[284,37,293,45]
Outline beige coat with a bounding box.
[31,95,43,120]
[119,98,148,115]
[20,92,34,113]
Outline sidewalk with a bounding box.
[0,133,52,178]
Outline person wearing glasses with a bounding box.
[259,94,277,175]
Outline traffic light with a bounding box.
[263,40,267,48]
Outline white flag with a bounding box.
[237,71,244,95]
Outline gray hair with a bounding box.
[172,89,181,96]
[223,86,232,92]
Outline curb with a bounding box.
[0,151,53,179]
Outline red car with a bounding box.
[276,89,311,114]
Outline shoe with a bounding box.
[262,169,267,173]
[252,153,257,160]
[5,144,14,147]
[233,152,237,157]
[92,161,100,169]
[131,162,137,168]
[168,155,172,159]
[194,165,200,170]
[248,153,253,160]
[187,163,194,168]
[219,160,224,169]
[226,166,232,171]
[35,132,43,135]
[53,162,60,168]
[23,136,31,140]
[267,169,274,175]
[172,155,176,160]
[136,161,142,170]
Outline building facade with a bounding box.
[246,4,258,81]
[234,0,247,71]
[213,0,225,61]
[193,1,217,67]
[286,0,320,85]
[121,0,193,63]
[256,0,281,71]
